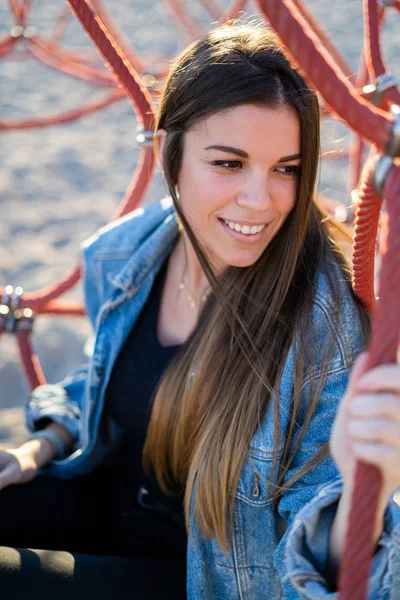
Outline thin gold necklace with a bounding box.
[179,258,211,310]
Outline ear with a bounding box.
[155,128,167,171]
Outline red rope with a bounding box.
[4,146,154,315]
[254,2,399,597]
[0,0,157,384]
[219,0,248,23]
[364,0,400,107]
[36,302,85,316]
[364,0,386,79]
[65,0,155,129]
[17,330,46,389]
[50,4,72,42]
[43,36,99,66]
[28,36,116,86]
[290,0,355,84]
[0,36,18,58]
[21,0,32,24]
[110,147,155,221]
[8,0,26,25]
[348,45,370,191]
[199,0,221,20]
[162,0,204,40]
[90,0,168,79]
[18,265,82,310]
[256,0,394,155]
[349,135,366,192]
[339,164,400,599]
[0,90,123,131]
[163,0,248,40]
[348,6,387,190]
[351,156,381,313]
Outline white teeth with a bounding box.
[223,219,265,235]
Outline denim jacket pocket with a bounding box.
[212,446,284,569]
[236,446,283,507]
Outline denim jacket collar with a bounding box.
[109,200,178,293]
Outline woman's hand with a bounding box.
[0,447,39,491]
[0,423,73,492]
[331,352,400,503]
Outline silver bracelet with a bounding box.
[30,430,65,460]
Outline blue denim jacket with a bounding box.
[26,197,400,599]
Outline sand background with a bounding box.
[1,0,400,447]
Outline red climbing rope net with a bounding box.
[1,1,400,598]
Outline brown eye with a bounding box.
[275,165,300,176]
[212,160,243,171]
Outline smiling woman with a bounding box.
[1,19,400,600]
[159,104,301,271]
[145,21,346,551]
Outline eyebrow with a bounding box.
[205,144,248,158]
[277,153,302,163]
[204,145,301,163]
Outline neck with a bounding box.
[177,233,211,294]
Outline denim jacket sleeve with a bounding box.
[273,332,400,598]
[24,199,175,465]
[24,231,104,449]
[25,366,87,443]
[282,475,400,599]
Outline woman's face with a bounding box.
[173,103,301,272]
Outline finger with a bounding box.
[342,352,370,404]
[348,393,400,424]
[348,352,370,387]
[0,464,17,491]
[351,442,400,482]
[356,364,400,395]
[347,417,400,448]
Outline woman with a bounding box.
[0,22,399,599]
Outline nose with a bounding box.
[235,172,272,212]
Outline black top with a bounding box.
[104,258,186,554]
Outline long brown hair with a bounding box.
[143,22,369,552]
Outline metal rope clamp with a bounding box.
[10,25,36,39]
[0,286,34,334]
[372,105,400,197]
[378,0,397,7]
[363,73,399,108]
[136,125,155,148]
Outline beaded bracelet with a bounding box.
[29,430,66,460]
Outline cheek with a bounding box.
[179,167,229,217]
[178,157,210,204]
[178,150,213,189]
[271,179,297,216]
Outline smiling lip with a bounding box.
[219,218,268,240]
[220,218,267,226]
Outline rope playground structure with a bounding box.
[1,1,400,598]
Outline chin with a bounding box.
[222,253,263,269]
[230,259,260,268]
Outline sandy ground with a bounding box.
[0,0,399,455]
